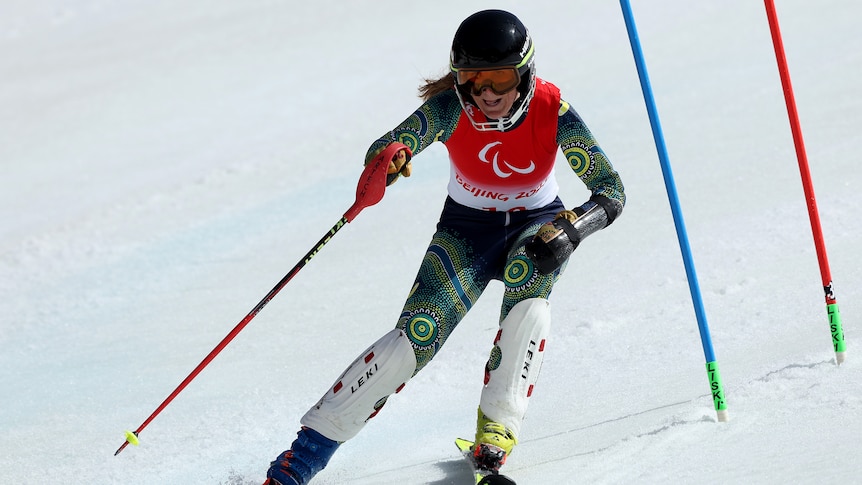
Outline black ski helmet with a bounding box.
[450,10,536,131]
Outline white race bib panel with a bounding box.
[447,165,559,211]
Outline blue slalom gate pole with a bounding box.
[619,0,728,421]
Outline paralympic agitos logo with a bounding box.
[478,141,535,179]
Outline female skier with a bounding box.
[265,9,626,485]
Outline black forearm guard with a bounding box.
[567,194,622,244]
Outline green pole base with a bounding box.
[706,361,729,422]
[828,303,847,364]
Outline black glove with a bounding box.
[525,211,580,275]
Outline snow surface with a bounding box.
[2,1,861,484]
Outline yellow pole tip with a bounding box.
[124,430,140,446]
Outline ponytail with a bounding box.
[418,71,455,101]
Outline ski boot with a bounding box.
[266,427,339,485]
[473,409,517,473]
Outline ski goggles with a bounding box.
[454,67,521,96]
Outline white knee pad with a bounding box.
[301,328,417,442]
[480,298,550,439]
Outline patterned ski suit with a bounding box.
[365,79,626,372]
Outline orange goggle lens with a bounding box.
[455,68,520,96]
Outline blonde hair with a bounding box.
[418,71,455,101]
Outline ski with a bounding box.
[455,438,517,485]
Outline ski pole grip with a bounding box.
[344,142,412,222]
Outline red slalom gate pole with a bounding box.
[114,143,411,455]
[763,0,846,364]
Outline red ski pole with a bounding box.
[114,143,411,455]
[763,0,846,364]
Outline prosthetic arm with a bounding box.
[525,194,622,274]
